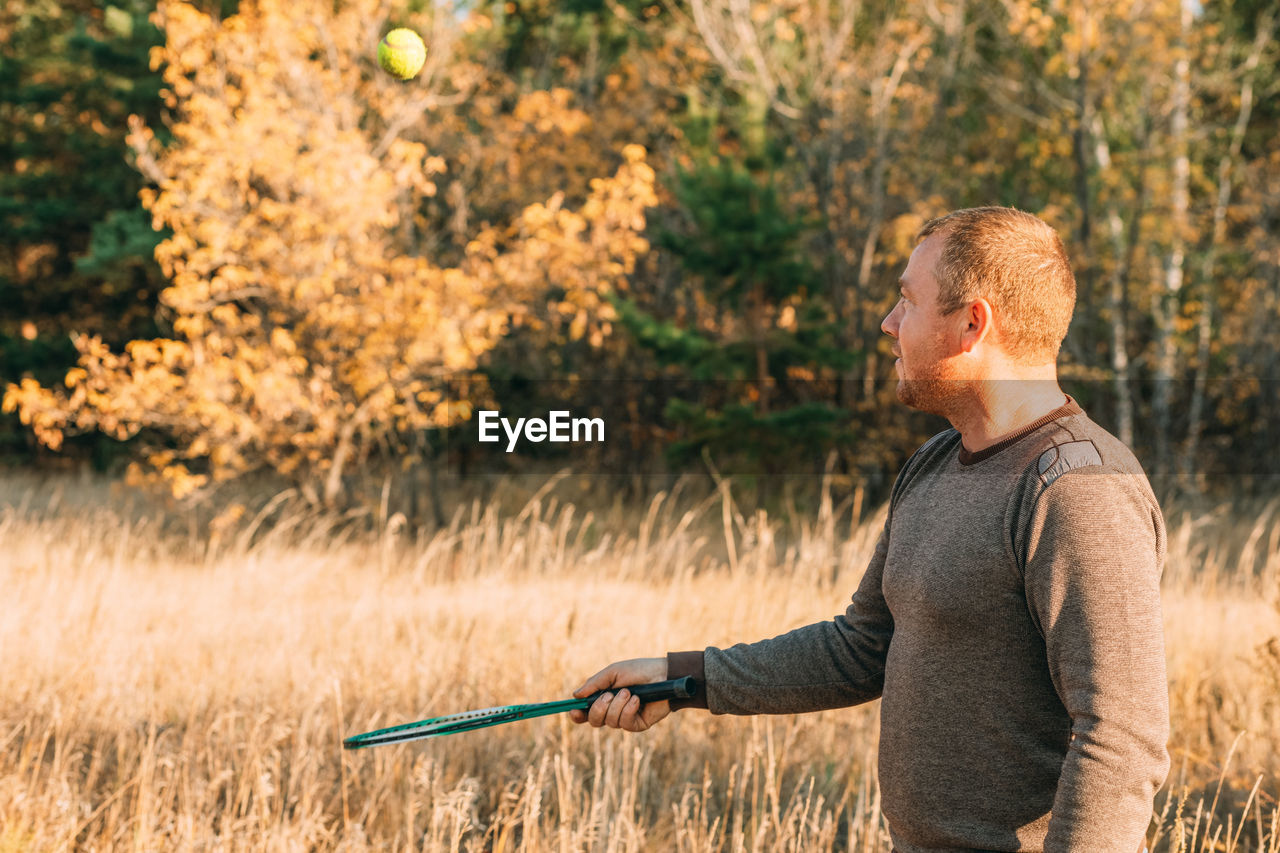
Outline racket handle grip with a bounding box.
[583,676,697,706]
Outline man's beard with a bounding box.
[895,364,967,418]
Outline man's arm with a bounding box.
[572,520,895,728]
[666,517,895,715]
[1022,469,1170,852]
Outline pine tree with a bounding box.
[614,156,859,489]
[0,0,167,462]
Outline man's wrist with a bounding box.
[666,650,708,710]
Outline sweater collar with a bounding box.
[957,395,1082,466]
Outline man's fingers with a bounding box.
[604,689,630,728]
[620,694,648,731]
[570,691,669,731]
[587,692,613,727]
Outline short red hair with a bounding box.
[918,207,1076,364]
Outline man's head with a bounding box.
[881,206,1076,415]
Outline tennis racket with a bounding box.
[343,676,698,749]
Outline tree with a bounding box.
[0,0,168,461]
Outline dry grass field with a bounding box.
[2,472,1279,852]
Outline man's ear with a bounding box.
[959,298,994,354]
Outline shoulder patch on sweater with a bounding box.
[1037,439,1103,486]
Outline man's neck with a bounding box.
[950,377,1068,455]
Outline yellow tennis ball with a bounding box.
[378,28,426,80]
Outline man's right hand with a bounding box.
[568,657,670,732]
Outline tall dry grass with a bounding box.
[1,471,1279,852]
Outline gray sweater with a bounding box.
[667,398,1170,852]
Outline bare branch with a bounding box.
[974,73,1060,131]
[689,0,752,86]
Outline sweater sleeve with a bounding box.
[1022,469,1170,852]
[673,515,895,715]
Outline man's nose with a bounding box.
[881,303,900,337]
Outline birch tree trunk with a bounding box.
[1152,0,1193,481]
[1091,108,1137,449]
[856,31,929,400]
[1180,12,1274,486]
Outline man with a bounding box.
[569,206,1170,852]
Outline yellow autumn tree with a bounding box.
[3,0,656,505]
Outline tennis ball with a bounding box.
[378,28,426,80]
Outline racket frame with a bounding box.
[343,676,697,749]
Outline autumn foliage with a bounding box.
[5,0,657,503]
